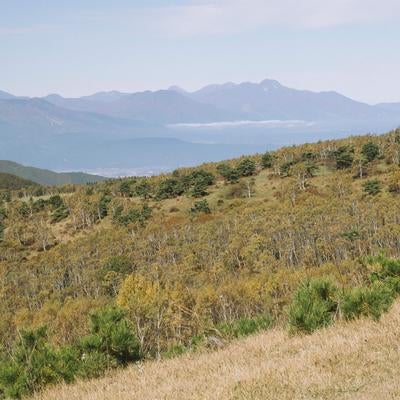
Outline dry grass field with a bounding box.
[33,301,400,400]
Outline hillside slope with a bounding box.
[0,160,106,185]
[0,172,37,190]
[34,300,400,400]
[2,129,400,399]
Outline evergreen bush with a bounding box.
[342,281,395,321]
[80,307,140,366]
[288,278,338,334]
[0,327,77,399]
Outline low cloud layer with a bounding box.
[169,120,315,129]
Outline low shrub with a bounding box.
[261,152,274,168]
[0,307,142,399]
[368,256,400,293]
[190,200,211,214]
[0,327,77,399]
[218,315,273,339]
[288,278,338,334]
[236,158,256,177]
[341,281,395,321]
[80,306,140,366]
[77,351,111,379]
[363,179,381,196]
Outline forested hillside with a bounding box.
[0,160,106,186]
[0,173,37,190]
[1,129,400,398]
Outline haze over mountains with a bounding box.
[41,79,399,123]
[1,79,399,175]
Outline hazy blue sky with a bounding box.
[1,0,400,103]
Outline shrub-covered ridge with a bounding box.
[1,129,400,396]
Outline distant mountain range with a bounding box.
[44,90,235,124]
[41,79,399,123]
[1,79,399,174]
[0,160,106,186]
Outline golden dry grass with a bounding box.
[33,302,400,400]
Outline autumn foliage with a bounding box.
[1,129,400,397]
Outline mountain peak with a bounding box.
[45,93,64,100]
[260,79,283,89]
[0,90,15,100]
[168,85,187,94]
[195,82,236,95]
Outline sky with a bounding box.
[1,0,400,104]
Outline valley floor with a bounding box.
[33,301,400,400]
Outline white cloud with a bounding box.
[169,120,315,129]
[2,1,399,39]
[144,0,400,37]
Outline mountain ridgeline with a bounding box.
[1,79,399,173]
[42,80,398,122]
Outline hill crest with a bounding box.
[0,160,106,186]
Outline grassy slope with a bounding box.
[33,301,400,400]
[0,160,106,186]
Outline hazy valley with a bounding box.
[2,79,399,175]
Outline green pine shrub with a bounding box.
[361,141,380,162]
[217,163,239,183]
[334,145,354,169]
[80,306,140,366]
[362,179,381,196]
[48,195,63,209]
[288,278,338,334]
[236,158,256,177]
[51,204,69,223]
[0,327,77,399]
[341,281,395,321]
[261,152,274,168]
[190,200,211,214]
[98,194,111,219]
[112,204,151,226]
[77,351,111,379]
[155,178,185,200]
[0,308,141,398]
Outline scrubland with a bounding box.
[34,300,400,400]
